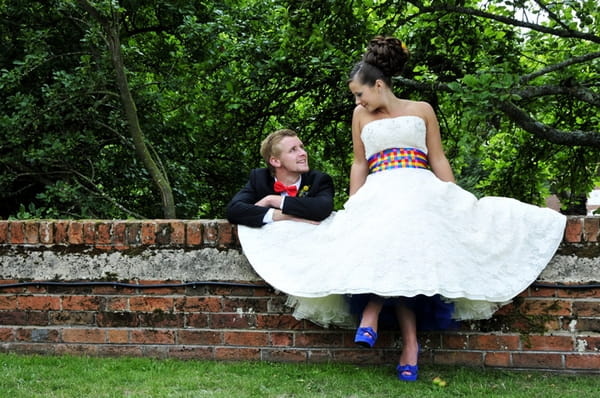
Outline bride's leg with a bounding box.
[395,303,419,380]
[354,295,384,347]
[358,296,384,330]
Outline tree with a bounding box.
[1,0,598,219]
[74,0,176,218]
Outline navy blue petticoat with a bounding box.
[349,294,459,331]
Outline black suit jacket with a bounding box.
[226,168,334,227]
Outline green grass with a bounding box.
[1,353,598,397]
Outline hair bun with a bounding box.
[362,36,409,77]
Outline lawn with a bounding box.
[1,353,598,397]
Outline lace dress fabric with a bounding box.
[238,116,566,328]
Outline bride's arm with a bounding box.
[349,106,369,195]
[422,103,455,183]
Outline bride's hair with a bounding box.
[349,36,410,88]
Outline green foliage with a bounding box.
[0,0,598,219]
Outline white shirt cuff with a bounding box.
[263,208,275,224]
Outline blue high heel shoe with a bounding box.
[397,343,420,382]
[354,326,378,348]
[396,364,418,382]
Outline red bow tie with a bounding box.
[274,181,298,197]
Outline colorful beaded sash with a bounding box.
[367,147,429,174]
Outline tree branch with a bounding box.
[521,51,600,83]
[515,85,600,107]
[497,101,600,147]
[410,0,600,43]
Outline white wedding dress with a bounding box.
[238,116,566,328]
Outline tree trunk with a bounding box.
[77,0,176,218]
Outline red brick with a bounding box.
[583,216,599,242]
[24,222,39,244]
[17,296,61,311]
[96,222,111,245]
[112,221,127,247]
[294,332,343,347]
[570,318,600,332]
[528,287,557,298]
[231,224,240,246]
[0,328,14,341]
[262,348,308,362]
[130,329,175,344]
[255,314,303,330]
[0,310,49,326]
[186,221,203,245]
[107,329,129,344]
[55,344,99,356]
[469,334,520,350]
[186,313,209,328]
[524,335,573,351]
[441,334,468,350]
[484,352,512,367]
[178,330,221,345]
[106,297,128,311]
[176,296,222,312]
[141,222,156,244]
[572,301,600,316]
[222,297,268,313]
[0,221,8,243]
[62,328,105,343]
[62,295,103,311]
[217,221,234,248]
[83,221,96,244]
[512,352,563,369]
[520,299,572,316]
[332,348,382,365]
[214,347,260,361]
[9,221,24,244]
[39,221,54,244]
[564,217,582,242]
[558,287,600,298]
[91,285,136,295]
[270,332,294,347]
[101,345,146,358]
[169,346,214,360]
[68,221,84,244]
[138,312,184,328]
[96,312,139,327]
[170,221,185,245]
[54,221,69,244]
[49,311,95,325]
[565,353,600,370]
[16,327,59,343]
[578,336,600,352]
[135,280,184,295]
[129,297,173,312]
[0,295,17,310]
[210,313,255,329]
[156,222,172,245]
[433,350,484,366]
[203,222,218,245]
[126,222,141,244]
[224,331,269,346]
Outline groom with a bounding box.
[226,129,334,227]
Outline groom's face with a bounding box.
[271,136,309,174]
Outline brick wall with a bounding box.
[0,218,599,372]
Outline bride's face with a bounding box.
[349,80,380,112]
